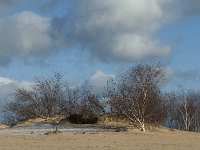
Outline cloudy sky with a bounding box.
[0,0,200,108]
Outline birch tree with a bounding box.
[176,91,199,131]
[107,63,166,131]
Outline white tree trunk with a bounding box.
[140,123,145,132]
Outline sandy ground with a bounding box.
[0,128,200,150]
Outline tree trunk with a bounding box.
[140,123,145,132]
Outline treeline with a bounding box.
[165,90,200,132]
[3,73,104,126]
[3,63,200,132]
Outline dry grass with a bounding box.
[0,128,200,150]
[1,114,199,150]
[99,112,133,126]
[0,124,9,129]
[0,114,200,150]
[15,115,66,127]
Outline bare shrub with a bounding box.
[3,73,104,126]
[4,73,69,125]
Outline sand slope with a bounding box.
[0,128,200,150]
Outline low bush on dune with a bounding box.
[67,114,98,124]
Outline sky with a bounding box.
[0,0,200,112]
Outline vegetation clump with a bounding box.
[3,63,200,132]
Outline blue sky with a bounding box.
[0,0,200,106]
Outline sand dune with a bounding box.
[0,127,200,150]
[0,124,8,129]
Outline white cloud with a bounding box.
[88,70,115,95]
[0,77,32,102]
[0,0,184,65]
[0,11,53,65]
[0,77,15,85]
[15,81,33,90]
[56,0,174,62]
[113,34,170,60]
[0,76,32,121]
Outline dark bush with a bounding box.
[67,114,98,124]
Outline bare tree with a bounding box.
[4,72,105,125]
[176,91,199,131]
[58,86,80,115]
[193,100,200,132]
[165,90,200,132]
[107,63,166,131]
[67,83,104,124]
[164,91,178,128]
[4,73,70,124]
[33,73,66,117]
[4,89,39,121]
[79,86,104,118]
